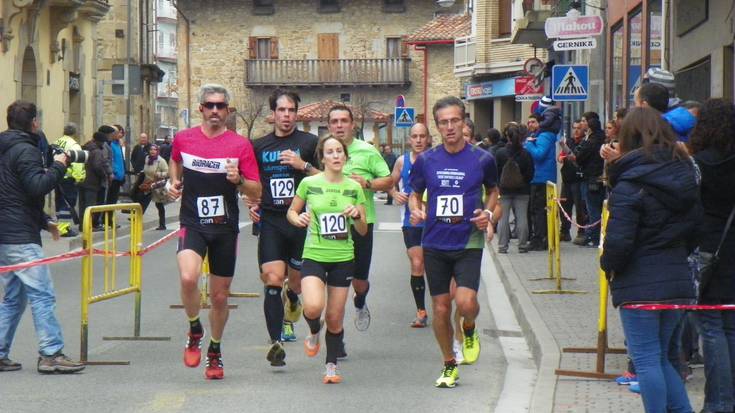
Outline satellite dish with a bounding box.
[436,0,455,7]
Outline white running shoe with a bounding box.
[354,304,371,331]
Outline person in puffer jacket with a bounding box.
[601,107,701,413]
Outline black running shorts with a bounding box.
[257,210,306,270]
[423,248,483,296]
[350,223,374,281]
[402,226,423,249]
[301,259,354,288]
[177,227,239,277]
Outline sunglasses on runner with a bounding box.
[202,101,228,110]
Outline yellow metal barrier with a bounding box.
[532,181,586,294]
[80,203,170,365]
[555,201,626,379]
[169,255,259,311]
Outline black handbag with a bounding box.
[696,205,735,300]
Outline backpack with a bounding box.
[500,153,525,190]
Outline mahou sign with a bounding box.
[545,15,604,39]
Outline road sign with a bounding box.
[545,15,604,39]
[394,107,415,128]
[553,37,597,51]
[552,65,588,101]
[515,77,544,101]
[523,57,545,77]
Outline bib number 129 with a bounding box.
[270,178,295,199]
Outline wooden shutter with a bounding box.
[248,36,257,59]
[499,0,512,36]
[317,34,339,59]
[269,37,279,59]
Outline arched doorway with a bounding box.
[21,46,37,104]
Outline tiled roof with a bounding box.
[266,100,390,123]
[404,13,471,43]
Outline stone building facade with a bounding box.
[96,0,163,146]
[174,0,467,142]
[0,0,110,140]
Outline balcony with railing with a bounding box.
[453,36,476,77]
[245,58,411,88]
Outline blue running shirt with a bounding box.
[409,144,497,250]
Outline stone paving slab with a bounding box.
[493,235,705,412]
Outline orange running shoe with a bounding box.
[323,362,342,384]
[411,309,428,328]
[204,352,223,380]
[304,333,320,358]
[183,331,204,368]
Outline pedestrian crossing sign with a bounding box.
[551,65,589,101]
[394,107,415,128]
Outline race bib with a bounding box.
[436,195,463,220]
[197,195,225,218]
[270,178,295,199]
[319,212,348,240]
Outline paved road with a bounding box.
[1,203,511,412]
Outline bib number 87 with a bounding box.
[319,213,347,235]
[436,195,463,217]
[197,196,224,218]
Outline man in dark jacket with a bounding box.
[130,132,150,174]
[0,100,85,374]
[78,131,111,231]
[574,113,605,247]
[558,119,587,243]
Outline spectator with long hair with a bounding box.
[574,112,605,247]
[601,107,701,413]
[688,98,735,413]
[494,122,534,253]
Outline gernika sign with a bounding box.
[553,38,597,51]
[545,15,604,39]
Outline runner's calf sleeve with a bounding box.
[353,283,370,309]
[325,329,344,364]
[304,314,322,335]
[410,275,426,310]
[264,286,284,341]
[286,287,299,304]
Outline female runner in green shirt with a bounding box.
[287,135,367,384]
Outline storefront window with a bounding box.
[648,1,662,69]
[611,24,624,111]
[628,11,642,106]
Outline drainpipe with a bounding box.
[171,0,191,127]
[405,39,454,123]
[661,0,669,70]
[126,0,132,142]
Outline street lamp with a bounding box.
[435,0,455,7]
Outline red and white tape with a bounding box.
[555,197,601,229]
[0,229,182,274]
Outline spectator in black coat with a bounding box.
[574,112,605,247]
[558,119,587,243]
[688,98,735,413]
[495,123,535,253]
[130,132,150,174]
[158,135,172,162]
[601,107,700,413]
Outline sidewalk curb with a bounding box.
[489,249,560,413]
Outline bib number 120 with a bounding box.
[319,212,347,237]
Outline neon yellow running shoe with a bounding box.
[462,330,481,365]
[283,285,302,323]
[435,364,459,388]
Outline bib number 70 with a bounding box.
[436,195,463,217]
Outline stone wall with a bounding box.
[176,0,466,139]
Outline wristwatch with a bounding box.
[303,162,313,173]
[483,209,495,224]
